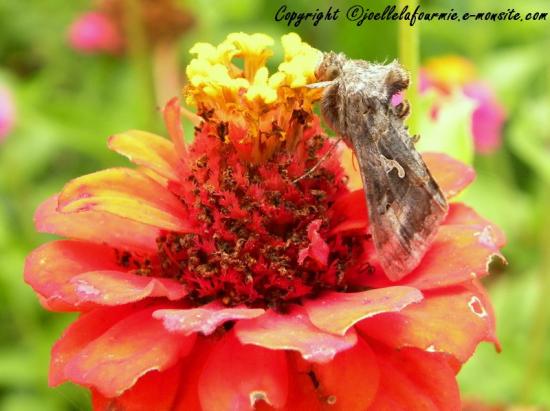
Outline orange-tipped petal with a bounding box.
[154,303,264,336]
[445,202,506,247]
[25,240,185,309]
[422,152,475,199]
[235,306,357,363]
[58,167,191,232]
[91,366,181,411]
[35,195,159,252]
[108,130,180,181]
[25,240,119,311]
[465,279,500,352]
[198,331,288,411]
[359,286,498,362]
[138,165,169,186]
[303,287,423,336]
[69,271,187,305]
[309,337,379,411]
[163,97,187,159]
[64,306,196,397]
[400,225,505,290]
[368,346,460,411]
[50,305,136,386]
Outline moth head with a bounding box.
[315,52,346,81]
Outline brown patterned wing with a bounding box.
[349,112,448,281]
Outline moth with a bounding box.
[310,52,448,280]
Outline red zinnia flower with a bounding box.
[25,33,505,410]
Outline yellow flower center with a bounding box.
[184,32,323,162]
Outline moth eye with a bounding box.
[327,66,339,80]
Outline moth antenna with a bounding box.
[305,80,338,89]
[292,138,342,184]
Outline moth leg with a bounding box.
[292,137,342,184]
[394,99,410,119]
[384,60,410,99]
[411,134,420,144]
[379,154,405,178]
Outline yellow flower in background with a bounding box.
[423,55,476,92]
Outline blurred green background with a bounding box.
[0,0,549,409]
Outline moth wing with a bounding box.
[350,116,448,281]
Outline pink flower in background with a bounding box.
[463,81,506,154]
[422,56,507,154]
[68,12,123,54]
[0,86,15,142]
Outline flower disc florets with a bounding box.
[155,123,368,309]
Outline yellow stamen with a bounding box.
[184,32,324,162]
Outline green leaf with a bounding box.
[508,98,550,184]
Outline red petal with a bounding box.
[64,306,195,397]
[58,167,190,232]
[359,286,498,362]
[153,303,264,336]
[50,305,136,386]
[172,339,215,411]
[35,195,159,252]
[280,354,322,411]
[91,365,181,411]
[235,306,357,363]
[401,225,504,290]
[422,152,475,199]
[445,202,506,247]
[298,219,329,266]
[163,97,187,160]
[367,346,460,411]
[108,130,180,181]
[310,337,379,411]
[329,190,368,235]
[303,287,423,336]
[198,331,288,410]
